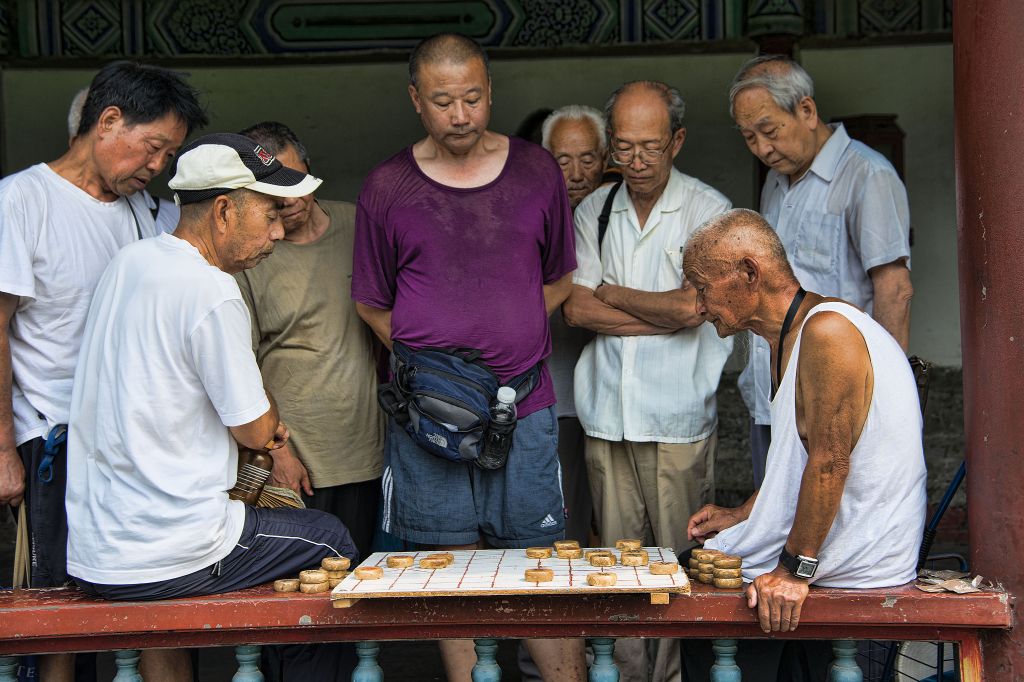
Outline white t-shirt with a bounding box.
[66,234,271,585]
[141,190,181,234]
[572,169,733,442]
[0,163,159,444]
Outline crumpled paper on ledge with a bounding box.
[915,569,1004,594]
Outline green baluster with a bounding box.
[710,639,741,682]
[352,641,383,682]
[588,638,619,682]
[829,640,863,682]
[112,650,143,682]
[0,657,18,682]
[232,645,264,681]
[471,639,501,682]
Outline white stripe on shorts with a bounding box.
[381,466,393,533]
[254,533,342,557]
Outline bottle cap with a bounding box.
[496,386,517,404]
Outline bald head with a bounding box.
[604,80,686,135]
[409,33,490,88]
[684,208,795,287]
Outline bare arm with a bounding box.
[543,272,573,317]
[687,489,759,543]
[747,312,871,633]
[229,391,287,451]
[355,303,393,351]
[787,313,869,557]
[869,259,913,351]
[562,285,678,336]
[595,282,704,329]
[0,292,24,507]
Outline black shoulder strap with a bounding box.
[150,196,161,221]
[596,180,623,257]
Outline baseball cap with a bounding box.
[168,132,322,205]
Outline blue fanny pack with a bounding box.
[377,341,539,465]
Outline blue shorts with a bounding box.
[382,405,565,548]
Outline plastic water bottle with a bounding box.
[476,386,517,470]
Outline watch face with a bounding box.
[796,559,817,578]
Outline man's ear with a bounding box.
[670,127,687,159]
[408,84,422,114]
[740,255,761,287]
[797,96,819,129]
[95,106,123,137]
[212,195,233,235]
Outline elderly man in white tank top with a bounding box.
[681,208,926,643]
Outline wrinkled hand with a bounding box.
[687,503,744,542]
[265,420,290,450]
[594,284,620,306]
[0,447,25,508]
[746,565,810,633]
[268,442,312,496]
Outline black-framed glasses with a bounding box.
[609,135,675,166]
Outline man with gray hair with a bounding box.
[682,207,925,680]
[539,104,608,546]
[563,80,732,682]
[542,105,607,209]
[729,55,914,488]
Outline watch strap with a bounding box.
[779,546,817,578]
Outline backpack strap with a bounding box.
[596,180,623,256]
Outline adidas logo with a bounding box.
[539,514,557,529]
[426,433,448,448]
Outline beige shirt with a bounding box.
[236,200,384,488]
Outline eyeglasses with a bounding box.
[609,136,675,166]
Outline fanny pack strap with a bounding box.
[504,364,541,405]
[390,341,541,403]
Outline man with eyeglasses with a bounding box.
[563,80,733,682]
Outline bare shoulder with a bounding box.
[798,310,869,373]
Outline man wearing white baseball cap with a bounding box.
[65,133,357,680]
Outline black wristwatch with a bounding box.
[779,546,818,579]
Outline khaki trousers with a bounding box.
[585,434,717,682]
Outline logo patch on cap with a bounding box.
[254,145,275,166]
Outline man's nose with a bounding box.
[270,219,285,241]
[451,101,469,125]
[755,137,774,160]
[281,195,299,208]
[567,160,584,181]
[147,152,166,173]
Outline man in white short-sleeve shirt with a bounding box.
[562,80,732,682]
[0,61,205,682]
[0,61,206,575]
[730,55,914,488]
[67,133,357,681]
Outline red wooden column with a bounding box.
[954,0,1024,677]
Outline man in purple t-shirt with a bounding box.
[352,33,583,681]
